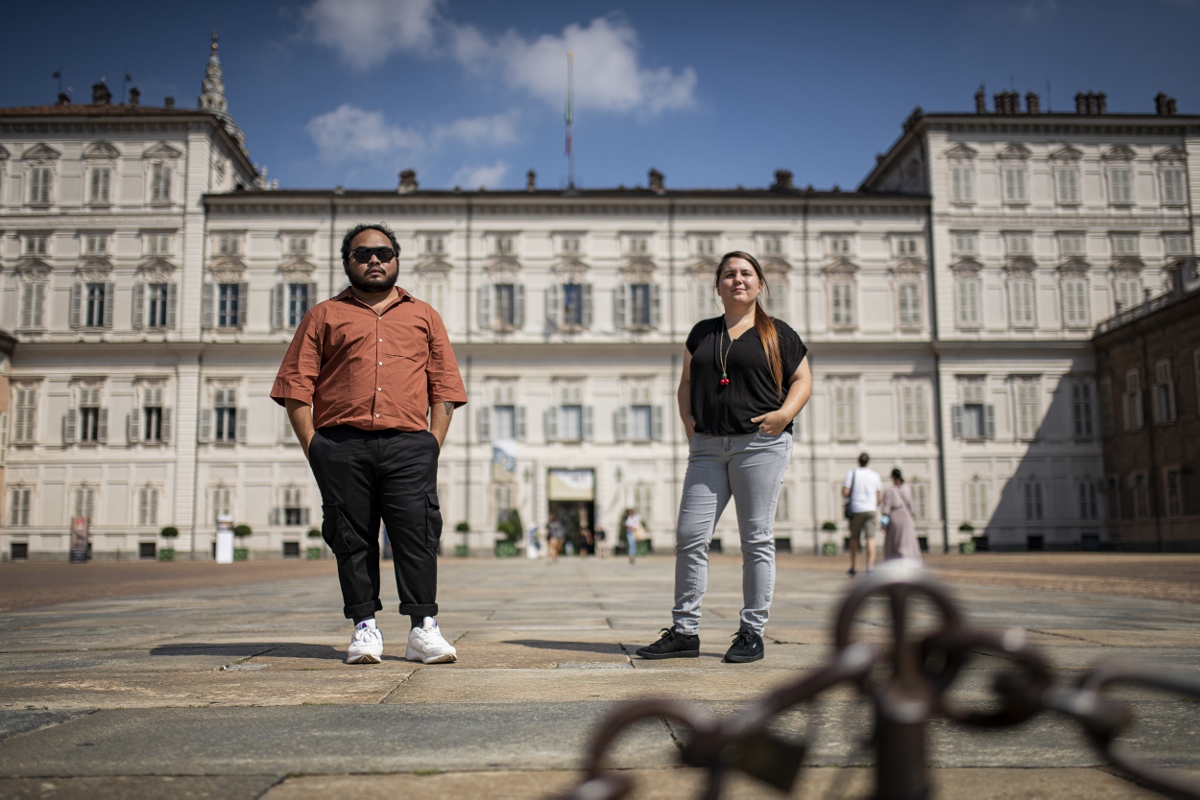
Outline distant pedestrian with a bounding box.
[623,509,642,564]
[636,251,812,665]
[594,526,607,558]
[880,468,921,562]
[843,452,883,576]
[547,514,565,562]
[272,222,465,665]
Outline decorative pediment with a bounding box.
[83,141,120,159]
[551,257,589,281]
[143,142,183,160]
[624,255,657,272]
[760,256,792,272]
[824,258,858,275]
[950,257,983,274]
[414,256,451,276]
[621,261,656,282]
[1153,146,1186,164]
[891,258,926,276]
[1004,256,1036,273]
[488,254,521,272]
[79,256,113,271]
[77,264,112,282]
[14,258,52,279]
[137,258,177,280]
[22,143,60,161]
[997,143,1031,160]
[1049,144,1083,161]
[0,144,9,160]
[279,256,317,277]
[687,257,719,276]
[943,143,977,161]
[1111,256,1144,272]
[208,257,245,281]
[1102,144,1135,161]
[1057,257,1090,274]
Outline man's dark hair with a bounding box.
[341,222,400,262]
[858,452,870,467]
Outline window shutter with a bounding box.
[583,406,594,441]
[614,407,627,443]
[652,405,664,441]
[269,507,279,526]
[476,406,490,442]
[97,408,108,443]
[19,285,33,329]
[0,412,7,465]
[650,284,662,329]
[166,283,178,328]
[236,282,249,328]
[514,406,527,441]
[236,408,248,443]
[201,282,214,329]
[64,409,78,444]
[102,282,115,328]
[582,284,594,328]
[69,283,82,329]
[132,283,145,329]
[127,410,141,444]
[199,408,213,443]
[161,407,172,443]
[613,285,627,330]
[477,284,491,331]
[302,507,310,526]
[544,407,558,442]
[31,283,45,328]
[985,405,997,439]
[951,405,963,439]
[515,284,526,328]
[271,284,284,330]
[546,284,560,327]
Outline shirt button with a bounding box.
[377,387,382,391]
[379,338,383,342]
[378,362,383,366]
[375,413,380,417]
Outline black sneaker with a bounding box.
[635,628,700,659]
[724,628,764,663]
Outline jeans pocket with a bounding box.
[320,503,360,556]
[425,491,443,550]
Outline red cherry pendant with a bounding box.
[719,377,730,386]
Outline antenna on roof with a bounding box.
[1046,79,1052,112]
[53,68,63,94]
[565,51,575,190]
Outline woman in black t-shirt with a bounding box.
[635,251,812,664]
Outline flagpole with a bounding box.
[565,52,574,189]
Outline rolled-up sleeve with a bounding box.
[425,309,468,407]
[271,308,323,407]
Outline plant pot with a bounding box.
[494,541,517,558]
[821,542,839,557]
[959,541,976,555]
[454,544,470,558]
[233,547,249,561]
[158,548,175,562]
[305,546,323,560]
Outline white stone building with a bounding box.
[1,48,1195,559]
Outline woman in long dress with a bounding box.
[881,468,922,562]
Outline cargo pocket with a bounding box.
[320,503,359,556]
[425,491,443,550]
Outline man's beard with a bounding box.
[346,266,398,293]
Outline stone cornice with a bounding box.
[932,212,1190,228]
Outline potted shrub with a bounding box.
[159,526,179,561]
[454,521,471,558]
[820,521,839,556]
[306,527,323,560]
[958,523,976,554]
[494,509,522,558]
[233,524,252,561]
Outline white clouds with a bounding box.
[305,104,520,163]
[450,160,509,190]
[304,0,442,70]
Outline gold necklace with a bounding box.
[718,320,733,386]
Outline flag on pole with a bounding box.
[564,52,573,157]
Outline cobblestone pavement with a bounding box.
[0,553,1197,798]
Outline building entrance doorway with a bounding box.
[547,468,595,556]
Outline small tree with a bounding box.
[958,523,975,533]
[821,521,838,532]
[306,527,322,540]
[496,509,524,544]
[160,526,180,541]
[234,524,252,539]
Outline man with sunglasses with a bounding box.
[272,222,467,665]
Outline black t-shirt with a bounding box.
[686,317,808,435]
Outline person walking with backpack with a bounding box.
[843,453,883,576]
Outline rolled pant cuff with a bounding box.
[343,599,383,620]
[399,602,438,618]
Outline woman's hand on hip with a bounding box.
[684,415,696,441]
[750,410,789,436]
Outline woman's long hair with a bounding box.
[715,251,783,398]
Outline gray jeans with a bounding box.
[673,431,793,636]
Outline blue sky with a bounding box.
[3,1,1196,192]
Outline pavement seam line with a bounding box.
[378,668,418,704]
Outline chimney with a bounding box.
[91,81,112,105]
[772,169,794,190]
[398,169,418,194]
[164,96,175,109]
[1167,97,1177,115]
[1096,92,1107,114]
[903,107,924,131]
[56,92,70,106]
[1155,92,1168,115]
[525,169,536,192]
[128,87,140,107]
[648,168,665,194]
[994,92,1009,114]
[974,87,987,113]
[1075,92,1086,114]
[1025,92,1040,114]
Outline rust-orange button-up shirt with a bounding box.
[271,287,467,431]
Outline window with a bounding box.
[420,275,447,314]
[1161,168,1186,206]
[1114,276,1141,311]
[18,283,46,330]
[760,235,783,256]
[632,483,653,523]
[283,486,307,526]
[494,236,514,256]
[1056,167,1080,205]
[12,385,38,444]
[1165,469,1182,517]
[627,236,649,256]
[1098,378,1114,436]
[29,166,52,205]
[894,236,920,258]
[1106,477,1120,520]
[560,383,585,442]
[137,486,159,528]
[150,163,171,203]
[951,232,977,256]
[1153,360,1176,424]
[478,382,524,443]
[424,235,446,256]
[23,234,49,256]
[966,481,989,522]
[209,387,240,443]
[212,485,233,524]
[1008,277,1035,327]
[693,235,717,258]
[70,385,105,444]
[953,379,993,441]
[956,276,981,327]
[217,284,241,328]
[478,282,525,331]
[830,282,855,328]
[1003,165,1028,204]
[560,236,581,256]
[494,283,519,329]
[1109,167,1133,205]
[145,233,172,256]
[1062,276,1089,327]
[216,234,241,256]
[897,282,922,329]
[547,282,592,329]
[1059,233,1086,258]
[832,381,858,441]
[73,485,96,523]
[1006,232,1033,257]
[627,404,653,441]
[614,282,660,330]
[135,385,169,444]
[85,284,107,328]
[139,283,174,329]
[828,236,852,257]
[89,167,112,204]
[950,165,974,203]
[1014,379,1040,440]
[1164,234,1190,257]
[1112,234,1139,257]
[9,487,31,527]
[285,235,311,257]
[1132,474,1149,519]
[83,234,108,255]
[776,484,791,522]
[1024,482,1044,520]
[492,405,516,440]
[1072,381,1094,438]
[1122,370,1143,430]
[911,480,929,520]
[899,382,928,441]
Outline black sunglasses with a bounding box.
[350,246,397,263]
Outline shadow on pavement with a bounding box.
[502,639,625,654]
[149,643,345,660]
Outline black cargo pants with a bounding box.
[308,425,442,620]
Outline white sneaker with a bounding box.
[346,622,383,664]
[406,617,457,664]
